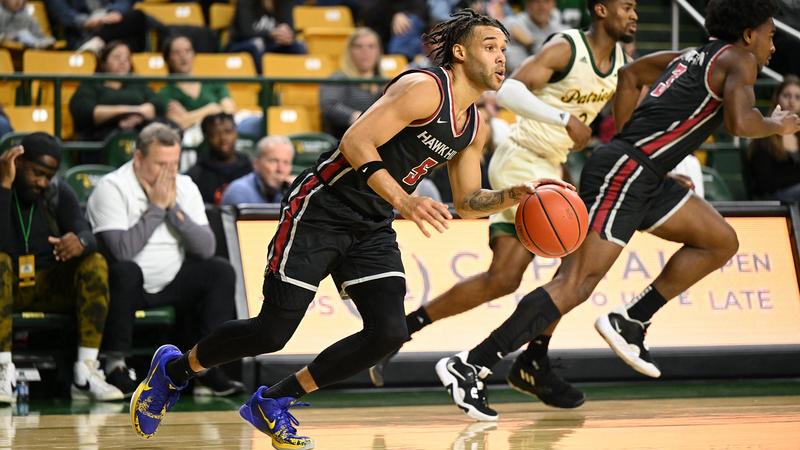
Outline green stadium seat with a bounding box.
[0,131,28,154]
[63,164,115,203]
[702,165,734,202]
[104,130,139,167]
[288,132,338,174]
[705,145,747,200]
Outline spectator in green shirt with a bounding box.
[157,35,237,147]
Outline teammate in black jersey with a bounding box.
[129,9,571,447]
[435,0,800,421]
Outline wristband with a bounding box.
[356,160,386,182]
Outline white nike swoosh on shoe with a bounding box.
[447,361,466,381]
[437,118,447,124]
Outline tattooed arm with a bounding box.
[447,126,571,219]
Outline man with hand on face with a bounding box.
[87,123,242,398]
[0,132,124,404]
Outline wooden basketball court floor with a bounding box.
[2,395,799,449]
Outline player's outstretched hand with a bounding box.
[565,115,592,150]
[771,105,800,135]
[398,195,452,238]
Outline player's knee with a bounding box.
[254,319,292,353]
[551,271,602,311]
[486,271,523,297]
[372,316,408,354]
[717,224,739,262]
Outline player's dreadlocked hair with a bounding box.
[423,9,509,69]
[705,0,777,43]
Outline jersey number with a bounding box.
[650,63,688,98]
[403,157,438,185]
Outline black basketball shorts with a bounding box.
[579,140,692,246]
[265,172,405,305]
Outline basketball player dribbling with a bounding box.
[434,0,800,421]
[371,0,638,410]
[129,10,571,449]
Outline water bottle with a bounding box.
[16,380,29,403]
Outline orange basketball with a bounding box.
[515,185,589,258]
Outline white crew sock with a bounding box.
[77,347,99,363]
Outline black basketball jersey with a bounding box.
[313,67,480,219]
[617,39,733,173]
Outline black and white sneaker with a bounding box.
[105,366,138,399]
[595,307,661,378]
[506,355,585,408]
[368,347,400,388]
[435,351,498,421]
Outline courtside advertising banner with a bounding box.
[236,217,800,354]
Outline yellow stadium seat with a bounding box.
[25,1,53,38]
[267,106,312,135]
[24,50,96,103]
[303,27,353,61]
[193,53,259,109]
[380,54,408,79]
[210,3,235,48]
[23,50,95,136]
[293,6,353,32]
[5,106,55,134]
[262,53,336,131]
[496,108,518,126]
[134,2,205,26]
[131,52,168,91]
[0,49,17,106]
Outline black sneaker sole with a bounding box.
[506,373,585,409]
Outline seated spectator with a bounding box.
[44,0,148,52]
[87,123,242,397]
[227,0,306,74]
[158,34,235,143]
[0,133,124,403]
[0,107,12,138]
[360,0,429,60]
[187,113,252,204]
[428,0,511,23]
[69,41,166,142]
[320,27,384,139]
[221,135,293,205]
[158,35,261,146]
[504,0,565,71]
[748,75,800,202]
[0,0,55,49]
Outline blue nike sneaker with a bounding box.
[239,386,314,449]
[130,344,187,439]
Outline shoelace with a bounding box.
[474,367,493,408]
[275,401,311,436]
